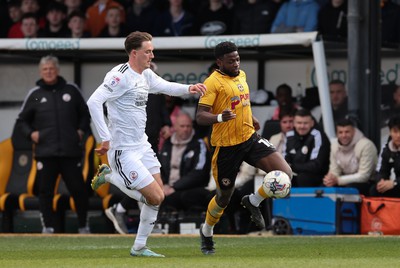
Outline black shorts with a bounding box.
[212,132,276,190]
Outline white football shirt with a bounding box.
[87,63,190,150]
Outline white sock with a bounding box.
[249,192,264,207]
[116,203,126,213]
[109,175,147,203]
[133,203,159,251]
[202,222,214,237]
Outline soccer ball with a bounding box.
[263,170,291,199]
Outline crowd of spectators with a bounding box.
[267,79,400,198]
[1,0,400,44]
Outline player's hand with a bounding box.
[95,141,110,156]
[221,109,236,121]
[189,83,206,96]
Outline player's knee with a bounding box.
[147,192,164,206]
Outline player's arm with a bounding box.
[87,86,112,155]
[196,104,236,126]
[147,70,205,96]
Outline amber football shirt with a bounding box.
[199,70,255,147]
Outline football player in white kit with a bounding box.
[87,31,206,257]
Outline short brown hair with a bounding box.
[124,31,153,55]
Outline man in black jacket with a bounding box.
[370,114,400,197]
[158,111,211,212]
[284,108,330,187]
[17,55,91,234]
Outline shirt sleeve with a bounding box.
[145,69,190,96]
[198,76,217,107]
[87,71,128,142]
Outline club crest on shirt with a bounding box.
[301,146,308,155]
[130,171,138,181]
[222,178,231,186]
[110,76,120,87]
[237,83,244,92]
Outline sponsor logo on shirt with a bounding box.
[231,96,240,110]
[110,76,120,87]
[135,101,147,106]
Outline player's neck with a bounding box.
[217,69,238,78]
[129,62,144,74]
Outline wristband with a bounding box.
[217,114,223,123]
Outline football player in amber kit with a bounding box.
[196,41,292,255]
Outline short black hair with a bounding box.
[295,108,312,117]
[388,114,400,130]
[279,108,295,120]
[276,83,292,95]
[336,117,356,128]
[68,10,85,22]
[329,79,345,86]
[214,41,238,59]
[46,1,67,13]
[8,0,21,9]
[21,12,38,23]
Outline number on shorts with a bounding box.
[259,138,273,148]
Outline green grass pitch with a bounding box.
[1,234,400,267]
